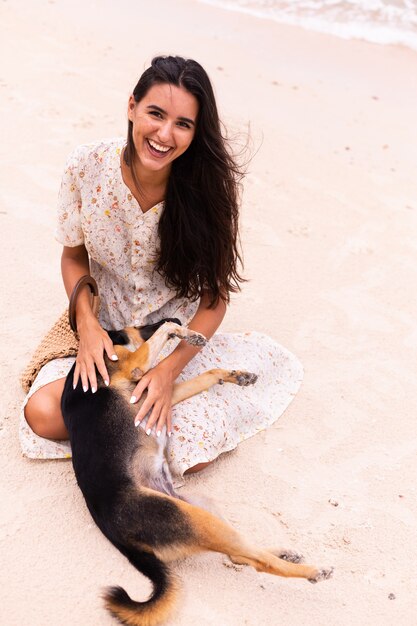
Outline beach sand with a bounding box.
[1,1,417,624]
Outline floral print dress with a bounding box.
[19,138,303,486]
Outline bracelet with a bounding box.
[68,275,99,332]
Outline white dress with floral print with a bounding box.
[19,138,303,486]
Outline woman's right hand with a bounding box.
[73,316,118,392]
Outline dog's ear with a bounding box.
[138,318,182,341]
[131,367,143,381]
[107,330,130,346]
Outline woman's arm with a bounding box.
[61,245,117,391]
[61,244,92,318]
[159,291,227,379]
[131,291,227,435]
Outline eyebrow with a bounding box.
[146,104,196,126]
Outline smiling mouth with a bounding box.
[146,139,173,157]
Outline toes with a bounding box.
[235,372,258,386]
[308,567,334,584]
[170,331,207,347]
[186,332,207,347]
[276,550,304,564]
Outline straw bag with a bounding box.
[20,276,100,393]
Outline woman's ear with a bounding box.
[127,95,136,122]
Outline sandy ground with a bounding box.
[1,1,417,624]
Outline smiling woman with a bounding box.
[20,55,303,489]
[125,84,198,183]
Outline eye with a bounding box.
[177,121,191,129]
[149,110,163,119]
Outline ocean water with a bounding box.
[198,0,417,50]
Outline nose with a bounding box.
[157,120,173,144]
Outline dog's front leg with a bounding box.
[171,369,258,405]
[123,322,207,381]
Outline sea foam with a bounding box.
[198,0,417,51]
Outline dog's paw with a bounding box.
[231,371,258,386]
[273,549,304,564]
[308,567,334,584]
[185,331,207,347]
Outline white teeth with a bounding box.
[148,139,170,153]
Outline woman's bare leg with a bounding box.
[184,461,213,474]
[24,378,219,466]
[24,378,69,440]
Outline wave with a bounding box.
[198,0,417,51]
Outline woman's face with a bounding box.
[127,83,199,176]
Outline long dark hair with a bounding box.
[124,55,245,306]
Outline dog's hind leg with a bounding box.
[171,372,328,574]
[142,489,333,583]
[188,506,333,583]
[171,369,258,405]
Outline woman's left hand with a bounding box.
[130,362,174,436]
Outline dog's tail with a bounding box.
[103,548,178,626]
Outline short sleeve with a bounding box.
[55,146,85,247]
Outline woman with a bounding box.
[21,56,303,484]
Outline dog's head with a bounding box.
[107,318,182,350]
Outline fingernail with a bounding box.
[83,385,88,393]
[104,380,109,387]
[73,383,76,390]
[168,431,172,438]
[134,420,140,427]
[130,396,137,404]
[146,428,151,436]
[91,386,96,394]
[111,354,118,361]
[156,430,161,438]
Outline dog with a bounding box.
[61,318,333,625]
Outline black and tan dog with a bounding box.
[61,318,333,625]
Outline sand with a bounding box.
[1,0,417,624]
